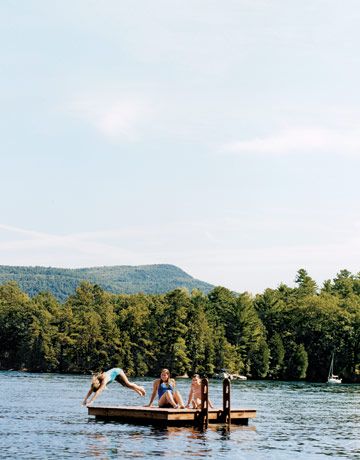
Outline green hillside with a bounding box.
[0,264,214,301]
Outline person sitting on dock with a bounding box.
[82,368,146,406]
[146,368,185,409]
[185,374,214,409]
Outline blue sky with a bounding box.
[1,1,360,293]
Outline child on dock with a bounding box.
[82,368,146,406]
[146,368,185,409]
[186,374,214,409]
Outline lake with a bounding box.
[1,372,359,459]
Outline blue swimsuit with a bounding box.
[105,368,122,384]
[158,381,174,398]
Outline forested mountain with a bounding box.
[0,268,359,382]
[0,264,214,301]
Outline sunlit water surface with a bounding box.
[1,372,359,459]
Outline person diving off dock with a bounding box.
[82,368,146,406]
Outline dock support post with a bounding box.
[223,377,231,425]
[199,377,209,429]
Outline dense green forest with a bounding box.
[0,264,214,301]
[0,268,359,382]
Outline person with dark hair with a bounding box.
[146,368,185,409]
[82,368,146,406]
[185,374,214,409]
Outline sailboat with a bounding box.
[327,352,342,384]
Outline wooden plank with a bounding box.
[88,405,255,414]
[89,406,170,420]
[167,413,196,421]
[230,410,256,418]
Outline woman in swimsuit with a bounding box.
[82,368,146,406]
[146,368,185,409]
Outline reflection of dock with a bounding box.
[88,378,256,428]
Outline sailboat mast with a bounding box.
[328,352,334,379]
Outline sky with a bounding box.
[1,0,360,294]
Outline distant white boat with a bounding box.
[213,371,231,380]
[176,373,189,379]
[231,374,247,381]
[327,352,342,384]
[213,371,247,381]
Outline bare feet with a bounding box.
[136,386,146,397]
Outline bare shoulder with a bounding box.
[99,376,108,388]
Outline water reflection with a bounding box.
[86,433,110,458]
[148,425,210,458]
[92,423,256,459]
[83,423,254,459]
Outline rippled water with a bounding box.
[1,372,359,459]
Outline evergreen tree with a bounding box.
[295,268,317,297]
[186,290,215,375]
[156,289,190,375]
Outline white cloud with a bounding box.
[68,93,152,141]
[222,127,360,156]
[0,224,46,239]
[0,224,137,265]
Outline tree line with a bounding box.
[0,268,359,382]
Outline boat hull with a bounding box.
[327,378,342,384]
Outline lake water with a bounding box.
[1,371,359,459]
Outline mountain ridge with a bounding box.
[0,264,215,301]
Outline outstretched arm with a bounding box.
[146,380,159,407]
[82,387,93,406]
[186,386,194,407]
[86,381,107,406]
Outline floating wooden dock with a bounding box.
[88,378,256,428]
[88,405,256,426]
